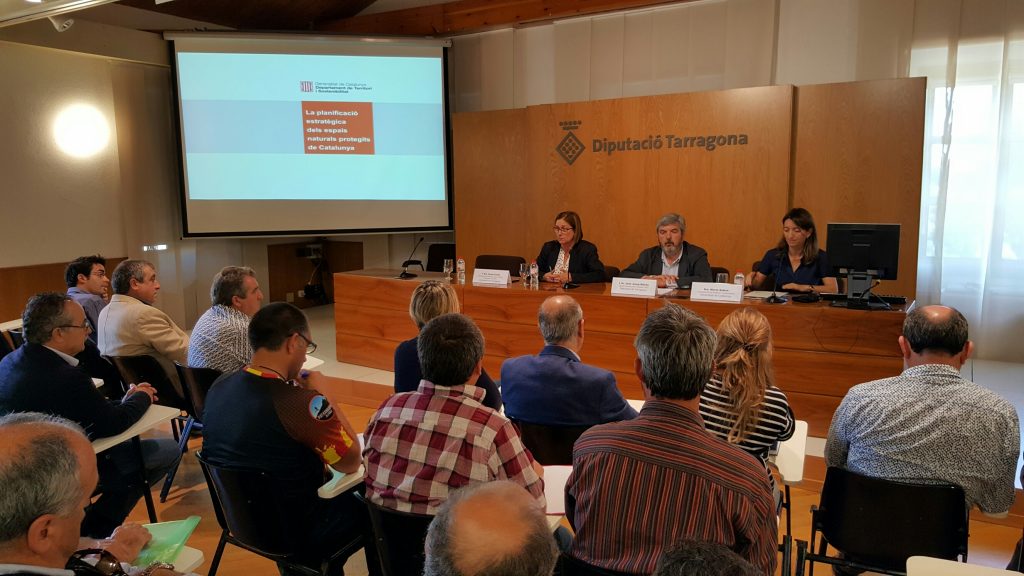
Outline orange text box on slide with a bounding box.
[302,101,375,155]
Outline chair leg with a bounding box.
[130,436,159,523]
[795,539,807,576]
[785,485,793,536]
[159,417,194,502]
[208,531,228,576]
[781,535,792,576]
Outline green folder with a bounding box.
[134,515,201,566]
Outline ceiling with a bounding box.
[115,0,376,31]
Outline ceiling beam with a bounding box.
[317,0,699,36]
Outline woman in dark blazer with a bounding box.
[393,280,502,411]
[535,210,607,284]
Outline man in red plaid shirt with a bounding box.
[362,313,545,515]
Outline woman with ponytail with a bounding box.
[699,307,795,494]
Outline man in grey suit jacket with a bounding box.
[500,296,637,427]
[621,213,713,289]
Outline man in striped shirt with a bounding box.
[566,304,777,575]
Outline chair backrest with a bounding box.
[196,451,301,558]
[8,327,25,348]
[174,363,223,423]
[511,419,592,465]
[354,492,433,576]
[603,265,620,282]
[426,243,456,272]
[710,265,730,280]
[0,331,14,361]
[108,354,189,411]
[475,255,527,277]
[559,552,634,576]
[816,466,969,570]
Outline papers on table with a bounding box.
[745,291,779,299]
[303,355,325,370]
[543,465,572,516]
[136,516,201,566]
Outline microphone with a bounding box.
[399,236,425,279]
[765,249,788,304]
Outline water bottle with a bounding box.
[456,257,466,285]
[529,260,539,288]
[733,272,745,286]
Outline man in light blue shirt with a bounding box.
[64,255,109,343]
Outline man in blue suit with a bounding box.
[500,295,638,426]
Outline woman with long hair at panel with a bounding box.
[746,207,839,294]
[393,280,502,411]
[535,210,607,284]
[699,307,795,499]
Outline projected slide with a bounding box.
[176,52,445,201]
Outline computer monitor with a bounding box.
[827,223,900,304]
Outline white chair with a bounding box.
[772,419,808,537]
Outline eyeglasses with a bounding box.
[59,322,93,332]
[66,548,130,576]
[294,332,317,354]
[552,226,574,233]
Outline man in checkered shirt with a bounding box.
[362,313,545,515]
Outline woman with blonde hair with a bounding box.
[699,307,794,490]
[393,280,502,410]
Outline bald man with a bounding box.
[500,295,637,428]
[0,412,178,575]
[424,481,558,576]
[826,305,1020,515]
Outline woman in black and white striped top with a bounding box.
[699,307,795,491]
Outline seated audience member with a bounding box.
[364,313,544,514]
[64,255,109,342]
[98,259,189,388]
[201,302,376,575]
[566,304,776,574]
[0,412,182,576]
[501,295,637,426]
[826,305,1019,514]
[746,207,838,293]
[424,481,557,576]
[394,280,502,411]
[0,293,178,538]
[699,307,794,495]
[621,213,713,289]
[653,540,758,576]
[187,266,263,373]
[535,211,606,284]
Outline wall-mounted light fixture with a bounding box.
[53,103,109,157]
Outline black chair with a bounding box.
[0,331,14,361]
[107,354,190,413]
[353,492,433,576]
[710,265,730,280]
[511,419,592,465]
[160,363,222,502]
[559,552,633,576]
[426,243,456,272]
[603,265,620,282]
[8,327,24,348]
[798,467,969,576]
[196,452,365,576]
[475,254,527,277]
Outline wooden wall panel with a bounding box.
[454,86,794,280]
[792,78,925,300]
[267,241,363,309]
[0,257,126,322]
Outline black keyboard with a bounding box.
[821,293,907,305]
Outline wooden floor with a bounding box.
[130,397,1024,576]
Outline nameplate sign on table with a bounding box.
[472,268,511,286]
[690,281,743,303]
[611,277,658,297]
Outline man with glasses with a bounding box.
[64,255,110,343]
[201,302,379,575]
[621,213,713,289]
[187,266,264,373]
[0,292,180,538]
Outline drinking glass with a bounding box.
[519,263,529,283]
[443,259,454,280]
[716,272,729,283]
